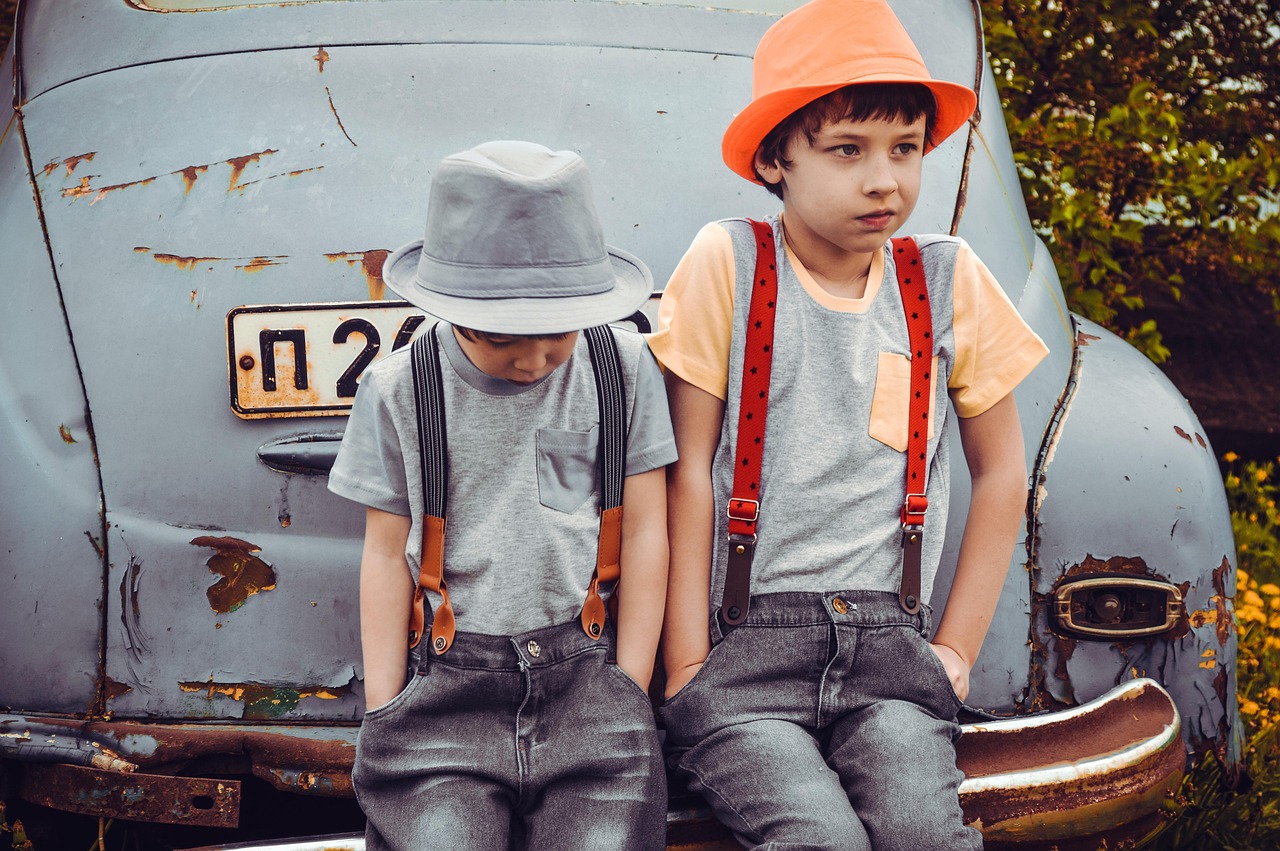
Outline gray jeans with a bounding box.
[659,590,982,851]
[354,618,666,850]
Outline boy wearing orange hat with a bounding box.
[648,1,1048,848]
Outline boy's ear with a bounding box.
[754,149,784,187]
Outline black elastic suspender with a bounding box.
[409,323,627,651]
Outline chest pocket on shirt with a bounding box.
[535,425,600,514]
[868,352,939,452]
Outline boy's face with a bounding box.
[453,329,579,385]
[755,114,926,261]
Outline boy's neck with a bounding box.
[779,214,880,300]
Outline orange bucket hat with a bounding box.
[722,0,978,183]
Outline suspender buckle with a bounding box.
[901,492,928,527]
[727,498,760,524]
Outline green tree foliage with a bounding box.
[980,0,1280,361]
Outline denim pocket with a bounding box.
[360,670,430,723]
[659,629,734,707]
[535,425,600,513]
[907,628,963,717]
[868,352,938,451]
[605,660,657,709]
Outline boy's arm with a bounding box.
[661,371,726,698]
[930,393,1028,702]
[360,507,414,711]
[615,467,669,691]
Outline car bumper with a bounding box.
[2,679,1181,848]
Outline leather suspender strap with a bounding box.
[721,220,779,626]
[890,236,933,615]
[409,324,454,653]
[581,325,626,640]
[407,323,627,653]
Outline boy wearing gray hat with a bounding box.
[328,140,674,850]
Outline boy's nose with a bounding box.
[514,346,551,373]
[864,156,898,195]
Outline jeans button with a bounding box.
[527,640,541,658]
[832,597,848,614]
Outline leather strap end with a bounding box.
[900,527,923,614]
[596,505,623,583]
[581,580,607,640]
[721,536,755,625]
[408,586,426,649]
[429,589,456,655]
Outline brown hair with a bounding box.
[755,83,938,200]
[453,326,574,344]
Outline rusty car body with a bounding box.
[0,0,1238,847]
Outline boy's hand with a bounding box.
[663,660,705,699]
[929,642,971,703]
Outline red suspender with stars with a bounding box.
[720,223,933,624]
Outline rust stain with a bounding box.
[84,530,104,558]
[180,164,209,194]
[1195,432,1207,448]
[1189,607,1219,628]
[59,424,76,443]
[136,247,288,274]
[190,536,277,614]
[325,86,357,147]
[314,47,329,72]
[1211,556,1233,647]
[62,150,278,202]
[325,249,389,300]
[61,173,158,204]
[1077,330,1101,345]
[1174,425,1193,443]
[232,165,323,192]
[153,253,225,271]
[103,679,133,700]
[62,176,96,198]
[42,151,97,178]
[227,149,279,191]
[234,257,288,273]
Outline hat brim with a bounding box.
[382,240,653,335]
[721,77,978,184]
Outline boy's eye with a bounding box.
[895,142,921,155]
[836,144,859,156]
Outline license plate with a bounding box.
[227,301,430,419]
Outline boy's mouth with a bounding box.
[858,210,895,228]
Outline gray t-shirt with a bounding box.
[709,218,1007,605]
[328,323,676,635]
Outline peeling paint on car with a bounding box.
[190,536,277,614]
[178,681,351,719]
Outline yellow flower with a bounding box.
[1224,451,1239,463]
[1244,590,1265,608]
[1242,699,1260,715]
[1256,468,1269,483]
[1264,687,1280,702]
[1264,584,1280,596]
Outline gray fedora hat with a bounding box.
[383,141,653,335]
